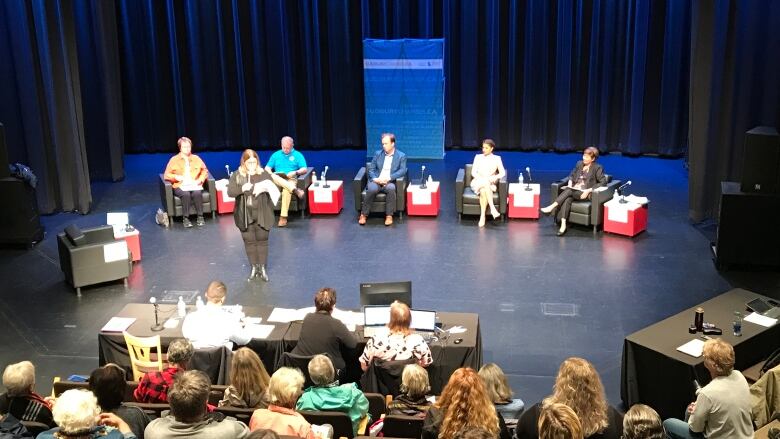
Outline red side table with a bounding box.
[604,198,648,237]
[308,180,344,214]
[508,183,540,219]
[215,179,235,214]
[407,182,440,216]
[114,227,141,262]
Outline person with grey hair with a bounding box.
[37,389,135,438]
[145,370,248,439]
[0,360,55,427]
[264,135,307,227]
[296,354,369,435]
[133,338,194,403]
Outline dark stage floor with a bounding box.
[1,149,778,409]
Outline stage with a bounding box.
[0,149,778,408]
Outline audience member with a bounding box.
[163,136,209,228]
[479,362,525,421]
[219,347,271,408]
[0,360,54,427]
[89,363,150,438]
[622,404,664,439]
[246,429,281,439]
[537,402,583,439]
[249,367,315,439]
[516,357,623,439]
[359,301,432,370]
[133,338,194,403]
[38,389,135,438]
[296,355,369,435]
[182,281,251,348]
[663,338,752,439]
[453,427,497,439]
[264,136,306,227]
[422,367,510,439]
[387,364,432,417]
[291,288,358,375]
[145,370,249,439]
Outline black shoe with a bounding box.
[196,216,205,227]
[259,265,269,282]
[248,265,258,281]
[182,217,193,228]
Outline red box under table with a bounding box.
[508,183,540,219]
[407,182,440,216]
[308,180,344,214]
[215,180,235,214]
[604,200,648,237]
[114,228,141,262]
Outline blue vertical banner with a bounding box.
[363,39,445,159]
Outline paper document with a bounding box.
[215,179,234,201]
[243,317,263,325]
[744,312,778,327]
[267,307,305,323]
[164,318,180,329]
[103,241,128,263]
[180,183,203,192]
[676,338,705,358]
[101,317,136,332]
[246,324,275,340]
[255,179,281,205]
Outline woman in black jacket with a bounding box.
[228,149,276,281]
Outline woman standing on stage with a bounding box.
[228,149,275,282]
[470,139,506,227]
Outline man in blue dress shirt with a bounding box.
[360,133,407,226]
[265,136,306,227]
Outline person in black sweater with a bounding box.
[291,288,358,375]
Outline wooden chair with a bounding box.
[123,331,164,381]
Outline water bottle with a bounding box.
[312,172,318,186]
[519,173,524,185]
[177,296,186,318]
[732,311,742,337]
[195,296,204,311]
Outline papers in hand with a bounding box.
[254,180,281,205]
[677,338,705,358]
[448,325,467,334]
[744,312,778,327]
[101,317,136,332]
[180,182,203,192]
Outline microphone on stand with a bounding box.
[420,165,427,189]
[322,166,330,188]
[150,297,164,332]
[225,165,231,178]
[525,166,533,191]
[617,180,632,204]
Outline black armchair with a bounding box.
[272,167,314,217]
[550,176,621,233]
[455,164,508,220]
[57,225,131,297]
[158,173,217,223]
[353,163,408,219]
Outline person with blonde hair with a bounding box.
[538,402,583,439]
[219,347,271,408]
[182,280,251,349]
[387,364,432,416]
[422,367,510,439]
[228,149,277,281]
[663,339,752,439]
[163,136,209,228]
[622,404,664,439]
[249,367,315,438]
[359,301,432,371]
[0,360,54,427]
[516,357,623,439]
[479,363,525,421]
[37,389,135,438]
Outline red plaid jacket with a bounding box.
[133,367,181,403]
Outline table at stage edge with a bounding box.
[620,288,780,419]
[604,198,648,237]
[406,182,441,216]
[214,179,235,214]
[113,228,141,262]
[98,303,481,394]
[308,180,344,214]
[507,183,540,219]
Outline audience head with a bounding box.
[177,137,193,154]
[52,389,101,434]
[702,338,735,377]
[622,404,664,439]
[167,338,194,368]
[168,370,210,423]
[247,429,281,439]
[2,361,35,396]
[435,367,499,439]
[547,357,608,437]
[88,363,127,411]
[267,367,305,409]
[205,280,227,305]
[240,149,261,175]
[314,287,337,313]
[230,348,271,401]
[381,133,396,153]
[478,363,514,403]
[281,136,294,153]
[538,402,583,439]
[481,139,496,154]
[308,354,336,386]
[400,364,430,399]
[453,427,496,439]
[388,301,412,335]
[583,146,599,162]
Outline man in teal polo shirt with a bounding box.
[265,136,306,227]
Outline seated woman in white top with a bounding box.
[359,301,433,370]
[470,139,506,227]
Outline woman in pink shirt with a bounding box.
[249,367,315,439]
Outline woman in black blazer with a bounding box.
[540,147,607,236]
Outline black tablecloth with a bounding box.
[98,304,481,393]
[621,288,780,418]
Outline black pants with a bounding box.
[554,188,588,222]
[173,188,204,217]
[362,181,396,215]
[241,223,270,265]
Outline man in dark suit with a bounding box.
[360,133,408,226]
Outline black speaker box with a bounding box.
[0,123,9,178]
[716,182,780,269]
[0,178,44,247]
[740,126,780,194]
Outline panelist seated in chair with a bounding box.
[470,139,506,227]
[540,146,607,236]
[134,338,194,404]
[359,301,432,371]
[359,132,407,226]
[163,136,209,228]
[265,136,306,228]
[182,281,252,349]
[296,355,369,436]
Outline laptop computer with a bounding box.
[362,305,391,338]
[410,309,437,333]
[746,298,780,319]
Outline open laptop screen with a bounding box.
[363,305,391,326]
[410,309,436,331]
